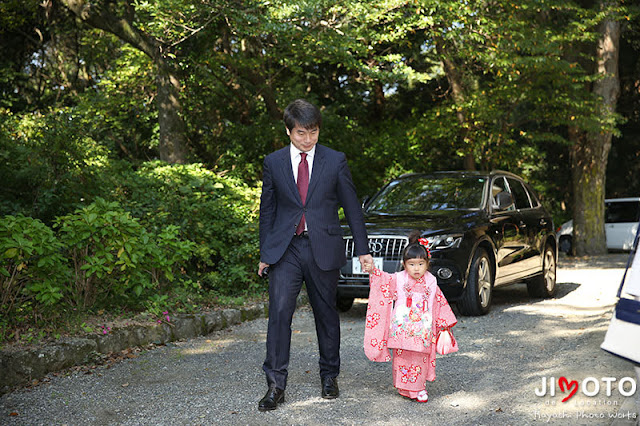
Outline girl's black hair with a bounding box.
[402,230,430,263]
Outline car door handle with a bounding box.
[539,219,547,226]
[519,221,527,228]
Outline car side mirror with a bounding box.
[496,191,514,211]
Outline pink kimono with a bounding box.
[364,268,458,398]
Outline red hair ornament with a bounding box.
[417,237,432,258]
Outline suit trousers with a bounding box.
[262,234,341,390]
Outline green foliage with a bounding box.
[0,0,637,341]
[0,108,119,223]
[146,225,195,287]
[0,215,69,313]
[55,198,148,307]
[112,161,263,296]
[0,160,264,342]
[74,45,159,159]
[143,294,170,319]
[55,197,195,308]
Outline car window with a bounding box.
[523,183,541,208]
[507,178,532,210]
[605,201,640,223]
[491,177,515,211]
[365,176,486,214]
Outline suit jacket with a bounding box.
[259,144,369,271]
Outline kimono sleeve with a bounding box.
[363,269,396,362]
[433,286,458,334]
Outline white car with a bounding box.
[557,197,640,253]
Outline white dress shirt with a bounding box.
[290,144,315,183]
[290,144,315,232]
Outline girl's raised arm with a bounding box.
[369,268,397,300]
[364,269,396,362]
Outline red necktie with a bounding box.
[296,152,309,235]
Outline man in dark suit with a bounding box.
[257,99,372,411]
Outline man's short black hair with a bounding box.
[283,99,322,131]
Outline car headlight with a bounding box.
[423,234,463,250]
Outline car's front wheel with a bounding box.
[458,248,493,316]
[526,244,557,298]
[336,296,354,312]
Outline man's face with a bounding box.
[287,124,319,152]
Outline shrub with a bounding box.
[55,198,146,307]
[0,215,69,312]
[55,198,196,309]
[143,224,195,289]
[0,109,120,224]
[113,161,264,296]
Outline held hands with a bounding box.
[261,257,373,275]
[359,254,374,273]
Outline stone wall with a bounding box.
[0,303,269,395]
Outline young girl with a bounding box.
[362,231,458,403]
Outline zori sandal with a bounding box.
[416,390,429,403]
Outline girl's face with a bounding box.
[404,257,428,280]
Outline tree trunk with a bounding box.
[435,39,475,171]
[58,0,188,163]
[243,69,282,121]
[372,81,385,121]
[156,59,188,164]
[237,36,282,121]
[570,127,609,255]
[570,2,620,256]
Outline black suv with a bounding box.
[338,170,557,316]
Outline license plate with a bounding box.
[352,257,383,274]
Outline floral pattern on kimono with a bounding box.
[364,268,458,386]
[398,364,422,384]
[388,272,436,352]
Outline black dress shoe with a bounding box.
[321,376,339,399]
[258,385,285,411]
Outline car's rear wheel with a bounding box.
[459,248,493,316]
[527,244,557,298]
[559,235,572,254]
[336,296,354,312]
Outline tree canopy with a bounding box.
[1,0,639,343]
[1,0,639,244]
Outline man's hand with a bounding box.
[258,262,270,277]
[359,254,374,273]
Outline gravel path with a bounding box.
[2,254,639,425]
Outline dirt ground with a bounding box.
[2,253,639,425]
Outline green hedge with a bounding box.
[0,108,120,224]
[0,154,265,342]
[112,161,263,296]
[54,198,195,308]
[0,215,68,311]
